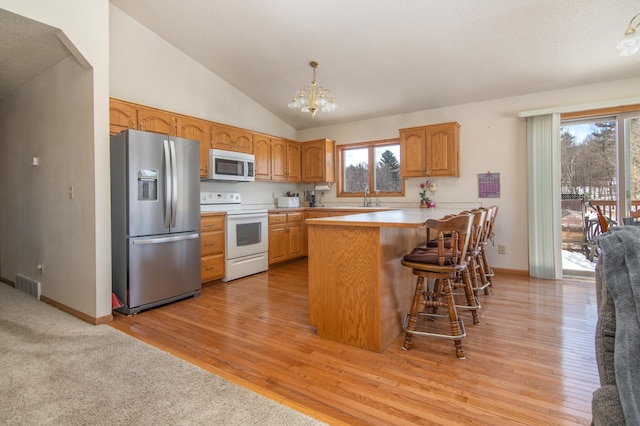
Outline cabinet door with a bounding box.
[233,129,253,154]
[109,99,137,135]
[178,116,212,178]
[269,225,288,264]
[399,128,426,177]
[253,134,271,180]
[288,222,304,257]
[301,139,335,183]
[212,125,253,153]
[425,122,460,177]
[287,141,302,182]
[138,107,177,135]
[212,124,234,151]
[271,138,288,181]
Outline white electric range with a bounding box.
[200,192,269,281]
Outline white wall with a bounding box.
[0,0,110,319]
[298,78,640,271]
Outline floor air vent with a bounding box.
[15,274,41,300]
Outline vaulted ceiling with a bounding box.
[2,2,639,131]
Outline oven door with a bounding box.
[226,212,268,259]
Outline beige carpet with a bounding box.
[0,284,324,425]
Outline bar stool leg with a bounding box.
[461,269,480,325]
[402,275,426,351]
[443,278,465,359]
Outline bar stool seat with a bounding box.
[401,213,474,359]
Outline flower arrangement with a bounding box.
[419,180,437,207]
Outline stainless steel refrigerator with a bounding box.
[111,129,201,315]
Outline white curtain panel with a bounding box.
[527,114,563,279]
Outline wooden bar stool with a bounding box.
[401,213,473,359]
[477,205,498,294]
[455,209,486,314]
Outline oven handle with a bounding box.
[226,213,268,220]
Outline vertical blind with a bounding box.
[527,114,562,279]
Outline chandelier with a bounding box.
[287,61,338,118]
[617,11,640,56]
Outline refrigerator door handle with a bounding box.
[163,139,172,229]
[169,140,178,228]
[132,233,199,246]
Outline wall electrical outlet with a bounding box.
[498,244,506,255]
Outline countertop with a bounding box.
[305,207,469,228]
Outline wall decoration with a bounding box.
[478,172,500,198]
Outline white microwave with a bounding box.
[208,149,255,182]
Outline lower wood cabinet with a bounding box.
[201,213,225,283]
[269,211,305,265]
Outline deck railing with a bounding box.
[585,200,640,222]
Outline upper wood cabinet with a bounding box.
[253,134,271,180]
[301,139,335,183]
[109,99,137,135]
[109,99,329,183]
[178,116,212,178]
[271,138,301,182]
[399,122,460,177]
[212,124,253,154]
[138,107,177,135]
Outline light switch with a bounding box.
[32,157,39,166]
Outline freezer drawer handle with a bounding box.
[133,234,199,245]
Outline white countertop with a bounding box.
[305,207,468,228]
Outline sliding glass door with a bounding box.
[560,113,640,275]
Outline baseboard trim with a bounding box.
[492,267,529,276]
[40,295,113,325]
[0,276,15,287]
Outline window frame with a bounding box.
[336,138,405,198]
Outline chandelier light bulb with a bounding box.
[617,12,640,56]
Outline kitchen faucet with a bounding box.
[363,184,370,207]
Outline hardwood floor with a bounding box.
[110,258,598,425]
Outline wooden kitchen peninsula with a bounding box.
[306,208,466,353]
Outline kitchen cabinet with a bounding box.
[212,124,253,154]
[138,106,178,135]
[178,116,213,178]
[109,98,137,135]
[301,139,335,183]
[253,133,271,180]
[200,213,225,283]
[269,211,305,264]
[399,122,460,177]
[271,138,301,182]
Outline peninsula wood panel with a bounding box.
[307,224,421,352]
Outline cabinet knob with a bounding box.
[205,242,215,246]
